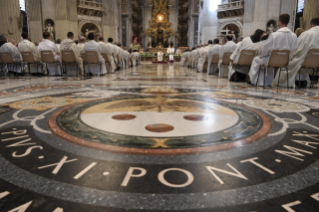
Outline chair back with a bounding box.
[81,54,86,63]
[61,50,76,63]
[21,51,36,63]
[267,50,290,68]
[222,52,232,65]
[212,54,219,64]
[40,50,56,63]
[85,51,99,64]
[302,49,319,69]
[0,52,15,63]
[236,50,256,66]
[101,53,110,63]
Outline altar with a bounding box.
[148,48,167,53]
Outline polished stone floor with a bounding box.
[1,63,319,211]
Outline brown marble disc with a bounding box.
[145,124,174,133]
[184,115,208,121]
[112,114,136,120]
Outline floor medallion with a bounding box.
[48,94,271,155]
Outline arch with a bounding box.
[44,19,55,27]
[78,20,102,37]
[266,19,278,29]
[218,21,243,36]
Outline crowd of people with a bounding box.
[0,31,141,76]
[180,14,319,88]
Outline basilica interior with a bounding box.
[0,0,319,211]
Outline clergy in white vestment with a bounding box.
[168,47,175,62]
[77,37,86,54]
[38,32,62,75]
[56,39,61,54]
[189,48,196,68]
[97,36,116,73]
[273,18,319,88]
[180,50,190,67]
[158,51,164,62]
[218,35,237,78]
[197,40,213,72]
[83,33,107,75]
[0,34,23,73]
[18,32,42,74]
[193,47,201,71]
[249,14,298,87]
[116,43,123,69]
[60,32,84,76]
[228,30,263,81]
[207,39,222,75]
[105,38,118,69]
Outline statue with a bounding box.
[231,31,236,42]
[267,24,276,34]
[46,23,55,41]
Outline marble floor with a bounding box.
[1,63,319,211]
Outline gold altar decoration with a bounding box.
[144,0,176,45]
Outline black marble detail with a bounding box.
[1,126,319,194]
[0,106,12,115]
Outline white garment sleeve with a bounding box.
[230,43,241,61]
[260,33,274,58]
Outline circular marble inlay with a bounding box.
[184,114,208,121]
[49,95,271,155]
[112,114,136,120]
[145,124,174,133]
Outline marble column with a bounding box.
[169,0,178,47]
[143,0,153,50]
[27,0,43,42]
[302,0,319,30]
[102,0,120,41]
[0,0,22,43]
[200,0,219,44]
[55,0,79,40]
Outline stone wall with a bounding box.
[0,0,23,43]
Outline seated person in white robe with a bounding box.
[98,36,116,73]
[158,51,164,62]
[116,43,125,69]
[122,48,129,69]
[274,18,319,88]
[18,32,42,74]
[60,32,84,76]
[207,39,222,75]
[105,38,117,69]
[38,32,62,76]
[56,39,61,54]
[249,14,298,87]
[112,43,121,69]
[198,40,213,72]
[229,30,263,82]
[77,37,86,54]
[189,47,196,68]
[0,34,23,74]
[180,50,190,67]
[218,35,237,78]
[194,47,201,71]
[83,32,107,75]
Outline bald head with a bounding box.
[79,36,86,43]
[8,39,15,46]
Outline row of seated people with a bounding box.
[0,31,141,76]
[180,15,319,88]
